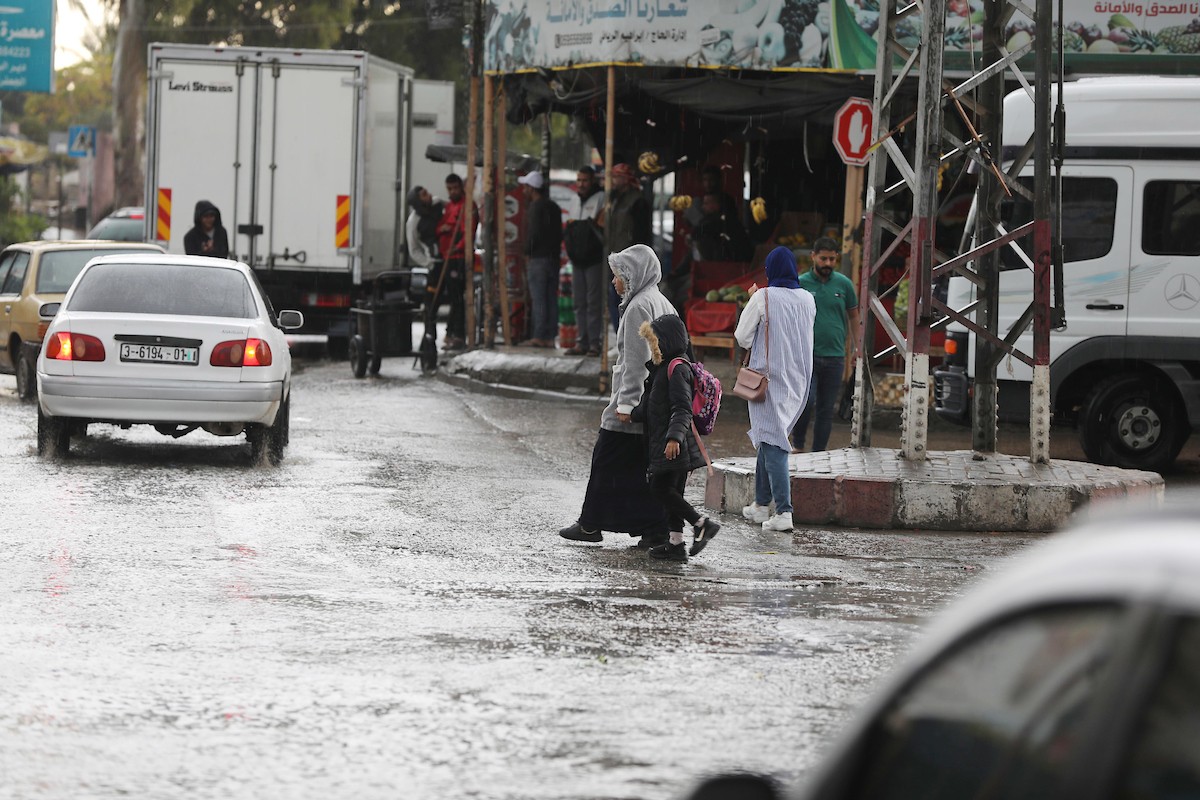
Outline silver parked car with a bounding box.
[685,510,1200,799]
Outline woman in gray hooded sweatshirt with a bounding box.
[559,244,677,548]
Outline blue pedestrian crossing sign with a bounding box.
[68,125,96,158]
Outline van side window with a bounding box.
[1142,181,1200,256]
[1002,177,1118,270]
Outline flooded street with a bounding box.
[0,355,1181,799]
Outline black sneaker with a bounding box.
[634,532,670,550]
[648,542,687,561]
[690,517,721,556]
[559,522,602,543]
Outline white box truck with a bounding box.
[934,76,1200,472]
[145,43,427,349]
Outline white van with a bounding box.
[934,76,1200,472]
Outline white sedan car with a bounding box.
[36,253,303,464]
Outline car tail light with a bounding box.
[211,339,273,367]
[44,332,106,362]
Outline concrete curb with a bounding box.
[709,448,1164,532]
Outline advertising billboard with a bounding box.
[0,1,55,93]
[484,0,1200,73]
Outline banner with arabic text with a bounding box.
[0,1,54,92]
[485,0,1200,73]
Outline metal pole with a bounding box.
[464,75,480,348]
[851,0,894,449]
[496,83,513,345]
[897,0,947,461]
[972,0,1004,454]
[482,74,496,348]
[1030,0,1053,463]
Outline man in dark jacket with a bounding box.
[518,170,563,347]
[183,200,230,258]
[601,163,651,332]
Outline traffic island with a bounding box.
[706,448,1165,532]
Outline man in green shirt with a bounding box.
[793,237,860,452]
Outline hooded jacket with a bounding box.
[405,187,444,268]
[600,244,677,434]
[183,200,230,258]
[631,314,707,476]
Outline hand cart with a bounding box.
[348,270,432,377]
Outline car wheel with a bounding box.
[14,346,35,401]
[349,335,368,379]
[37,408,70,458]
[250,395,289,466]
[1078,373,1188,471]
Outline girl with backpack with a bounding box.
[631,313,722,561]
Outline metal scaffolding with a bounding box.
[850,0,1061,463]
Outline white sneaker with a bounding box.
[762,512,794,532]
[742,502,771,523]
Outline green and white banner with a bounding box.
[483,0,1200,72]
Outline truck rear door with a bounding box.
[147,55,243,256]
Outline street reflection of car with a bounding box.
[36,253,303,464]
[85,206,146,241]
[0,240,165,400]
[684,510,1200,800]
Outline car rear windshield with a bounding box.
[67,262,258,318]
[36,249,160,294]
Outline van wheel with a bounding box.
[14,347,35,401]
[1078,373,1188,472]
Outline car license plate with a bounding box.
[119,342,199,365]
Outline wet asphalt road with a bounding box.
[0,355,1192,799]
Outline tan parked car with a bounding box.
[0,240,164,399]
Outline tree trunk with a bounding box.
[112,0,145,208]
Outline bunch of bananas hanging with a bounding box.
[750,197,768,224]
[638,151,664,176]
[668,195,693,212]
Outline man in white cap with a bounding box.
[518,170,563,348]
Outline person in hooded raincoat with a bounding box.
[630,313,722,561]
[183,200,230,258]
[734,246,816,532]
[558,244,676,548]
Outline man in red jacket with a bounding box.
[434,173,475,350]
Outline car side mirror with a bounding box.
[39,302,61,318]
[277,310,304,330]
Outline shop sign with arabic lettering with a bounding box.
[484,0,1200,73]
[0,2,53,93]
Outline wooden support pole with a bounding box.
[482,74,495,348]
[496,83,512,345]
[600,65,616,395]
[464,73,479,347]
[841,164,865,381]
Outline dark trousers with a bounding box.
[608,283,621,334]
[429,258,466,340]
[648,469,701,532]
[792,356,845,452]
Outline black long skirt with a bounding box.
[578,428,669,536]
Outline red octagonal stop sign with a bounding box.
[833,97,874,167]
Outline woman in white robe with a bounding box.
[733,246,817,531]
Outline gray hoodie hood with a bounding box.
[609,244,662,310]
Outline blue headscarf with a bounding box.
[765,246,800,289]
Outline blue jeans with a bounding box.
[793,356,844,452]
[754,443,792,514]
[527,257,559,341]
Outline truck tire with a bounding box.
[349,335,368,379]
[1078,373,1188,472]
[37,408,70,458]
[15,347,35,401]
